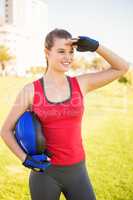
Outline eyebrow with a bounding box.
[57,48,65,50]
[57,48,74,51]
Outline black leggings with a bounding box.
[29,160,96,200]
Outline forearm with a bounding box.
[0,130,26,162]
[96,44,129,73]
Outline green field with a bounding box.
[0,77,133,200]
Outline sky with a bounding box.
[0,0,133,64]
[47,0,133,63]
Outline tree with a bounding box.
[71,56,110,72]
[26,66,46,76]
[71,56,91,70]
[0,45,15,75]
[89,56,110,71]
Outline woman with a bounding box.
[0,28,129,200]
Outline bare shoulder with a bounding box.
[22,82,34,107]
[14,82,34,113]
[0,82,34,132]
[23,82,34,94]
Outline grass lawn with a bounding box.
[0,76,133,200]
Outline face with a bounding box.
[45,38,75,72]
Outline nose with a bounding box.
[63,53,73,62]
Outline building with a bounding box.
[0,0,48,75]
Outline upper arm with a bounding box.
[1,83,34,132]
[76,67,127,94]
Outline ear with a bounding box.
[44,48,50,57]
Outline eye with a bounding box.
[58,50,65,53]
[70,51,74,54]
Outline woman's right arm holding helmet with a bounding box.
[0,84,50,171]
[0,84,32,162]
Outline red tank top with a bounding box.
[32,76,85,166]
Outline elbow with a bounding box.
[120,62,129,75]
[0,129,11,146]
[0,128,6,140]
[0,127,4,138]
[0,127,10,141]
[124,62,130,72]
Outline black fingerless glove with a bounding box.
[74,36,99,52]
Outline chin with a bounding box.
[60,65,70,72]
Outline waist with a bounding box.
[48,146,85,166]
[51,159,85,168]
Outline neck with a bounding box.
[44,67,67,84]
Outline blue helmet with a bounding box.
[14,111,46,156]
